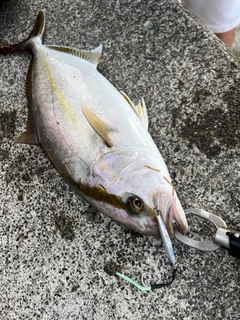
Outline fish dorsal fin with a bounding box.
[81,105,113,147]
[47,44,102,68]
[120,91,148,129]
[16,59,39,145]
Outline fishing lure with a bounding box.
[116,212,178,291]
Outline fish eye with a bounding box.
[127,196,144,214]
[132,198,143,209]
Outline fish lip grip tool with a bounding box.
[174,208,240,258]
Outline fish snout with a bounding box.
[152,193,188,237]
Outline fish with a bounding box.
[0,11,188,238]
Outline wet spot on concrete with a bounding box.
[55,212,76,241]
[5,151,49,186]
[0,148,9,160]
[228,187,240,209]
[104,259,120,276]
[180,100,240,158]
[70,284,80,292]
[5,154,32,184]
[5,153,41,185]
[223,79,240,109]
[192,89,211,104]
[171,106,182,128]
[0,111,16,142]
[0,110,16,159]
[84,207,104,224]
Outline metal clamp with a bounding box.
[174,208,227,251]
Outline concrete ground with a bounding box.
[0,0,239,319]
[232,26,240,54]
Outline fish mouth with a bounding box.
[152,193,188,237]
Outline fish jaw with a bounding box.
[152,192,188,237]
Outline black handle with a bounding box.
[229,232,240,259]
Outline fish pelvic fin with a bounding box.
[16,58,39,145]
[120,91,149,129]
[47,44,102,68]
[0,11,45,54]
[80,105,113,147]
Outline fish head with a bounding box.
[87,148,188,238]
[117,188,188,238]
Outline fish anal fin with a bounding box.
[47,44,102,67]
[80,105,113,147]
[16,58,38,145]
[120,91,148,129]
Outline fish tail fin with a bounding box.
[0,10,45,54]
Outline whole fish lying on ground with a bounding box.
[0,11,188,238]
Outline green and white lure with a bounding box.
[116,213,178,291]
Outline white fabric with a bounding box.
[181,0,240,33]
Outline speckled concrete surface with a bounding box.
[232,26,240,54]
[0,1,240,319]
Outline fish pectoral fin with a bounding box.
[120,91,148,130]
[80,105,113,147]
[47,44,102,68]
